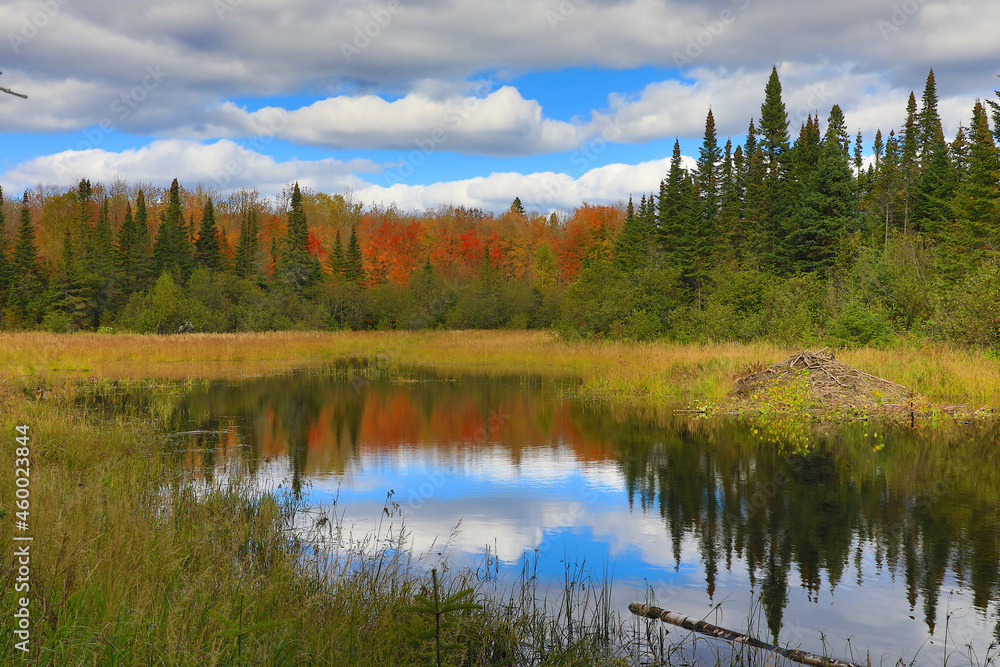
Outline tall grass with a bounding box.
[0,380,647,665]
[3,330,996,408]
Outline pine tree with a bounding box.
[717,139,742,258]
[49,231,91,330]
[759,66,791,168]
[329,229,345,278]
[696,109,721,234]
[614,196,645,271]
[132,190,154,291]
[87,198,117,327]
[195,197,223,271]
[510,197,526,216]
[952,100,1000,252]
[345,225,364,284]
[781,106,854,274]
[658,139,686,253]
[10,191,44,322]
[901,92,920,232]
[153,179,193,283]
[234,206,261,280]
[987,74,1000,144]
[758,67,792,266]
[117,202,137,292]
[917,69,945,168]
[279,182,313,290]
[0,186,8,307]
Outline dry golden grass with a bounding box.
[1,331,995,406]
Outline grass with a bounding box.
[2,331,998,664]
[1,379,646,665]
[3,330,997,408]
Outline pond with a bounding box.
[89,361,1000,665]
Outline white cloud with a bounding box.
[2,139,383,198]
[210,85,587,155]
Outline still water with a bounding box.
[92,362,1000,664]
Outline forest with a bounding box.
[1,67,999,348]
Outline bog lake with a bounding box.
[86,360,1000,665]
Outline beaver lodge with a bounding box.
[732,348,919,421]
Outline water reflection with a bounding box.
[88,363,1000,660]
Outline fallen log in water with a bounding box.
[628,602,865,667]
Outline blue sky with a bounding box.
[2,0,999,213]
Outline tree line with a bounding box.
[1,67,998,347]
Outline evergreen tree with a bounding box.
[153,179,193,283]
[48,231,91,330]
[901,91,920,231]
[781,106,855,274]
[279,182,313,290]
[10,191,44,322]
[195,197,223,271]
[988,74,1000,144]
[614,196,645,271]
[345,225,364,284]
[131,190,154,291]
[952,100,1000,251]
[87,198,118,327]
[658,139,686,253]
[758,67,792,266]
[0,186,8,308]
[917,69,945,167]
[510,197,526,216]
[117,202,137,292]
[913,138,956,236]
[759,66,791,167]
[234,206,261,280]
[717,139,743,258]
[329,229,345,278]
[696,109,721,234]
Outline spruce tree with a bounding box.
[658,139,686,254]
[195,197,223,271]
[132,190,154,291]
[345,225,364,284]
[952,100,1000,252]
[901,92,920,232]
[330,229,345,278]
[117,202,137,293]
[696,109,721,234]
[153,179,193,283]
[917,69,945,168]
[781,106,854,274]
[10,191,44,322]
[510,197,526,216]
[234,207,260,280]
[0,186,8,307]
[613,196,644,271]
[279,182,313,290]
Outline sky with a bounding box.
[1,0,999,214]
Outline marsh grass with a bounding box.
[0,379,647,665]
[3,331,996,410]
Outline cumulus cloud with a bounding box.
[4,0,998,139]
[1,139,695,213]
[2,139,383,197]
[208,84,587,155]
